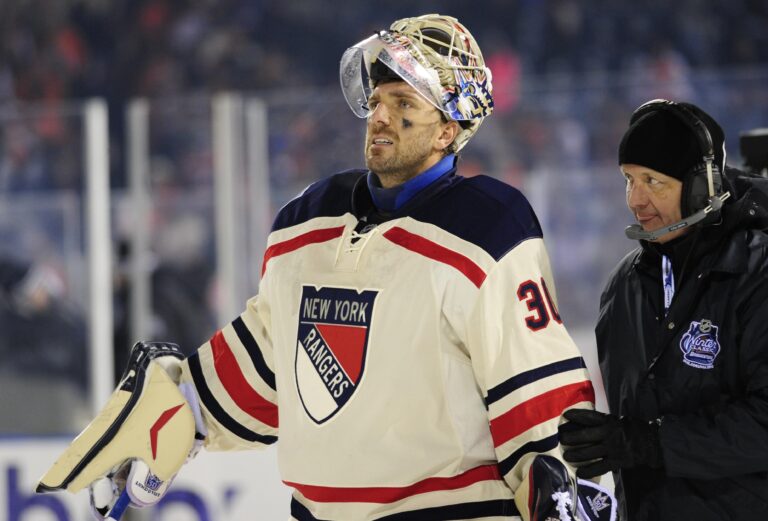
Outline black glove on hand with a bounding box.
[558,409,663,479]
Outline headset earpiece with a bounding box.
[681,160,723,218]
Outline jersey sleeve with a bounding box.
[180,293,279,451]
[465,236,595,515]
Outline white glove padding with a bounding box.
[89,475,121,518]
[89,459,176,519]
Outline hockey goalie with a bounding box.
[36,12,616,521]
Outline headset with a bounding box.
[624,99,731,241]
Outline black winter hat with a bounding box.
[618,101,726,180]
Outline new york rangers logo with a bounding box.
[680,319,721,369]
[295,286,378,424]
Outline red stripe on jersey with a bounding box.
[489,381,595,448]
[284,464,502,503]
[262,225,345,276]
[383,227,486,288]
[210,330,279,428]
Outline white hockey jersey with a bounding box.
[180,168,594,520]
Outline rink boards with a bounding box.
[0,438,289,521]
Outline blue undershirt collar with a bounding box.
[367,154,456,212]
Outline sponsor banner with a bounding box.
[0,438,290,521]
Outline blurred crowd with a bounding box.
[2,0,768,103]
[0,0,766,191]
[0,0,766,184]
[2,1,768,430]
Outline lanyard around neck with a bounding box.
[662,255,675,316]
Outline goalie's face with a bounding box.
[364,81,459,188]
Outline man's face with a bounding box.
[622,164,687,243]
[364,81,454,187]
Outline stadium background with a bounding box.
[1,1,767,519]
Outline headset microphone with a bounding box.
[624,191,730,241]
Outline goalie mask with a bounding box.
[340,13,494,152]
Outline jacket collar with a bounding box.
[705,229,749,275]
[632,226,748,277]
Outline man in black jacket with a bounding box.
[559,99,768,520]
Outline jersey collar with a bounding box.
[366,154,456,212]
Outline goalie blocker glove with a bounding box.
[36,342,207,520]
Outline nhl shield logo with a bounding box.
[295,286,378,424]
[144,472,163,492]
[680,319,721,369]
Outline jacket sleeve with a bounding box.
[179,292,279,451]
[660,277,768,479]
[465,236,595,515]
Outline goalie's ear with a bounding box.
[37,342,195,494]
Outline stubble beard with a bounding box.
[365,134,434,187]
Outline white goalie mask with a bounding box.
[340,14,494,152]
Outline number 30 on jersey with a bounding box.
[517,278,562,331]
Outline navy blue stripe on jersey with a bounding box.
[271,168,543,262]
[291,498,328,521]
[498,433,559,477]
[232,316,276,391]
[289,498,519,521]
[187,353,278,445]
[377,499,520,520]
[485,357,587,407]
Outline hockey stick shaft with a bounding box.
[106,489,131,521]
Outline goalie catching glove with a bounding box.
[36,342,207,520]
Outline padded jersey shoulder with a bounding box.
[271,170,365,232]
[410,174,544,261]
